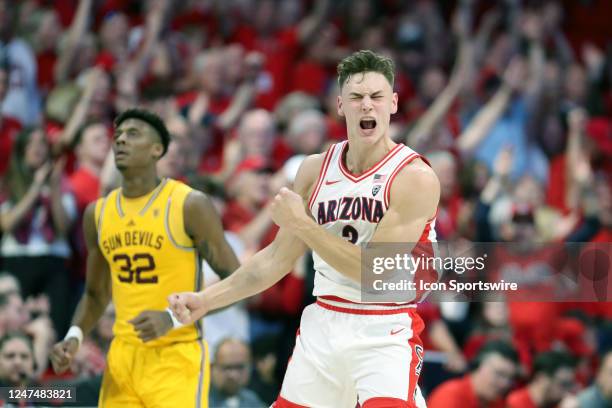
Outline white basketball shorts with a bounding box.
[273,296,427,408]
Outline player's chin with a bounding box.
[357,128,381,144]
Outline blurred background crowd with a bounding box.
[0,0,610,406]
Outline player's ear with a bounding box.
[391,92,398,114]
[152,143,164,160]
[337,95,345,117]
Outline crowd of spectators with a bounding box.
[0,0,610,406]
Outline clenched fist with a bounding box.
[167,292,209,325]
[50,338,79,374]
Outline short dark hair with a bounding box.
[0,332,35,357]
[533,351,576,377]
[474,340,519,369]
[114,108,170,156]
[337,50,395,89]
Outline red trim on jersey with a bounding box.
[316,299,415,315]
[383,153,419,208]
[308,144,337,210]
[319,295,413,307]
[407,310,425,408]
[339,141,403,183]
[273,395,309,408]
[361,397,412,407]
[427,208,438,223]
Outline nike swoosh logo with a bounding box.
[390,328,405,335]
[325,180,341,185]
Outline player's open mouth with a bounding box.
[360,119,377,130]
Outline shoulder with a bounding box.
[184,189,215,215]
[388,156,439,209]
[293,152,326,198]
[394,156,439,190]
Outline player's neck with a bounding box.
[345,137,396,175]
[120,167,162,198]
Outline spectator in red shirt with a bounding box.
[0,62,22,179]
[506,350,577,408]
[223,156,274,247]
[428,340,519,408]
[68,122,109,282]
[68,122,110,213]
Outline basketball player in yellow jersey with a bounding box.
[49,108,240,408]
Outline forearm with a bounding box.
[57,86,95,149]
[565,129,584,209]
[50,189,71,236]
[54,0,92,83]
[294,217,361,282]
[407,80,462,149]
[201,245,294,312]
[0,187,40,232]
[457,85,512,155]
[70,289,110,336]
[429,320,462,355]
[297,0,330,43]
[217,82,255,131]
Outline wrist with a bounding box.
[165,308,185,329]
[64,326,83,349]
[294,215,315,237]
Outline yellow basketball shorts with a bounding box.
[99,338,210,408]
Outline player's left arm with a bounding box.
[184,190,241,279]
[272,159,439,283]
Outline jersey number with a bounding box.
[113,253,158,284]
[342,225,359,244]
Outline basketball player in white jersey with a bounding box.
[169,50,439,408]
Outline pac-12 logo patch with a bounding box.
[372,185,381,196]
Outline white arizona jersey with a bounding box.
[308,141,437,303]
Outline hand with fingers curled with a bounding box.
[49,338,79,374]
[167,292,209,326]
[128,310,174,343]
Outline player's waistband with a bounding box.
[316,295,416,315]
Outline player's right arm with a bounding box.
[50,201,111,373]
[168,154,324,324]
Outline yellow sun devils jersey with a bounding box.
[94,178,202,347]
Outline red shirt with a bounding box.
[427,375,505,408]
[36,49,57,94]
[69,167,101,213]
[0,117,22,176]
[289,59,330,97]
[506,388,537,408]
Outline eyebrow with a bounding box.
[348,90,384,98]
[115,126,140,134]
